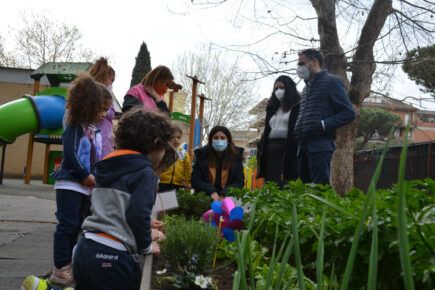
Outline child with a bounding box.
[71,108,174,290]
[159,126,192,192]
[89,57,116,158]
[50,73,112,285]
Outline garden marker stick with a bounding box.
[212,216,224,270]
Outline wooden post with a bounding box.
[42,144,51,184]
[24,79,40,184]
[186,75,205,156]
[0,144,6,185]
[168,90,175,112]
[198,94,211,145]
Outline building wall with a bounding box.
[0,81,57,179]
[414,122,435,143]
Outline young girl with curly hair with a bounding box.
[50,73,112,285]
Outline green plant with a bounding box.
[229,136,434,289]
[162,216,219,275]
[172,189,211,219]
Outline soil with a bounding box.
[151,255,236,290]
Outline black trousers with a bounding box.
[298,143,333,185]
[264,138,287,188]
[73,237,141,290]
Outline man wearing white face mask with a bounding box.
[257,75,300,188]
[294,49,355,185]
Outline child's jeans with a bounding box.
[53,189,90,269]
[73,236,141,290]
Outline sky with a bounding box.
[0,0,433,110]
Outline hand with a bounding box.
[211,192,220,201]
[152,229,166,242]
[83,174,96,187]
[151,219,165,231]
[151,242,161,256]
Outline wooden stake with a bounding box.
[168,90,175,112]
[24,79,41,184]
[186,75,205,156]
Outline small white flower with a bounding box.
[156,268,167,275]
[194,275,212,289]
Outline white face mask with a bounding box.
[297,65,310,81]
[274,88,285,101]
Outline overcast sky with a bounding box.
[0,0,433,110]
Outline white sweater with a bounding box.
[268,107,290,139]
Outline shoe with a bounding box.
[20,275,48,290]
[49,264,74,285]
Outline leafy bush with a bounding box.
[162,215,220,275]
[172,189,212,219]
[233,179,434,289]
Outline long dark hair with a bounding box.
[267,75,300,113]
[206,126,239,169]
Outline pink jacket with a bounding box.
[126,84,157,111]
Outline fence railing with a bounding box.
[354,141,435,191]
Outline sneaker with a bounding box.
[20,275,48,290]
[49,264,74,285]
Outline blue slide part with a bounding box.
[31,96,66,130]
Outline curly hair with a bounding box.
[115,108,175,155]
[89,57,110,85]
[66,73,110,126]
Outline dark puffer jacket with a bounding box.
[294,70,355,143]
[257,103,300,180]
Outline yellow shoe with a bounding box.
[20,275,48,290]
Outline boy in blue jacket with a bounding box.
[73,108,174,290]
[21,108,174,290]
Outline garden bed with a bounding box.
[151,255,236,290]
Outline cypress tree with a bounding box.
[130,41,151,87]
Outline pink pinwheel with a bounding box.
[202,197,244,242]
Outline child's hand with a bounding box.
[152,229,166,242]
[151,242,161,256]
[151,219,164,231]
[83,174,96,187]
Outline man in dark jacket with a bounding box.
[294,49,356,184]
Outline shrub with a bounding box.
[172,189,211,219]
[162,216,220,275]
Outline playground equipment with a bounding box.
[0,62,92,184]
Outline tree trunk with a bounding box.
[311,0,393,194]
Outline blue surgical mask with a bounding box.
[212,140,228,152]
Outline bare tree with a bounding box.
[173,0,434,193]
[13,12,95,68]
[0,36,18,67]
[173,44,257,137]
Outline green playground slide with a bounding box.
[0,87,67,144]
[0,97,39,144]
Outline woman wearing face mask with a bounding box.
[191,126,245,201]
[257,75,300,188]
[122,65,173,114]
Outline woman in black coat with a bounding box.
[192,126,244,201]
[257,75,300,188]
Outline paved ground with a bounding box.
[0,179,56,290]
